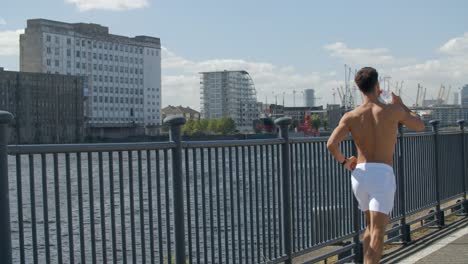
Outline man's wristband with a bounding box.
[341,158,347,166]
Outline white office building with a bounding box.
[200,70,258,131]
[20,19,161,129]
[304,89,316,107]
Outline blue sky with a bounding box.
[1,0,468,109]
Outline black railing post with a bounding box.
[164,115,187,264]
[0,111,13,264]
[430,120,444,227]
[457,120,468,215]
[397,124,411,242]
[351,142,363,263]
[275,117,293,264]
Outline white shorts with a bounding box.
[351,163,396,215]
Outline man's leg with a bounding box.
[362,211,371,257]
[364,211,389,264]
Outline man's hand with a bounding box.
[391,92,403,105]
[344,156,357,171]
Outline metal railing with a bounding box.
[0,110,467,264]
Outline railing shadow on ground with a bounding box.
[0,110,467,264]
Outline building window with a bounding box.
[93,64,97,70]
[67,61,71,68]
[82,63,86,69]
[76,62,80,69]
[67,38,71,45]
[83,51,86,58]
[46,35,51,42]
[76,39,80,46]
[93,53,97,59]
[46,59,51,66]
[67,49,71,56]
[76,51,80,57]
[109,54,113,61]
[55,47,60,55]
[93,41,97,48]
[55,60,59,67]
[82,40,86,46]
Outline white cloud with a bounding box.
[324,42,394,65]
[0,29,23,56]
[439,32,468,56]
[0,18,6,25]
[65,0,149,11]
[161,47,323,110]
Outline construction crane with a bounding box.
[422,87,427,106]
[437,84,445,105]
[445,86,451,105]
[415,84,421,107]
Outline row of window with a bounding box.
[92,86,146,95]
[45,34,160,57]
[93,96,145,104]
[92,75,144,85]
[92,64,143,75]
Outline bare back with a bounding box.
[347,102,399,166]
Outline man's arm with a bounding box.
[391,93,425,131]
[327,113,356,171]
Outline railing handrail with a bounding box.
[182,138,284,148]
[7,142,176,155]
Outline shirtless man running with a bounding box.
[327,67,425,264]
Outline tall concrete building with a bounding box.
[453,92,459,105]
[0,67,83,144]
[200,70,258,131]
[462,84,468,107]
[20,19,161,132]
[304,89,316,107]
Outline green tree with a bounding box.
[322,119,329,130]
[218,117,236,135]
[198,119,209,133]
[310,114,322,129]
[182,119,195,135]
[208,119,219,134]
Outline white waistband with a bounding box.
[355,162,393,171]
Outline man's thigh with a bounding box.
[369,211,389,233]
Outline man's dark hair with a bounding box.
[354,67,378,94]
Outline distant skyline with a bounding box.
[1,0,468,110]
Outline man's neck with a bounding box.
[362,94,379,104]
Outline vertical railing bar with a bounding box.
[163,149,172,263]
[247,146,255,263]
[215,147,222,263]
[128,150,137,264]
[242,146,249,264]
[65,153,74,264]
[253,145,259,263]
[272,144,278,257]
[28,154,38,264]
[300,143,306,248]
[291,143,296,251]
[98,152,107,263]
[222,147,229,264]
[304,143,310,247]
[276,143,283,255]
[0,113,13,264]
[266,144,272,259]
[260,145,266,261]
[275,117,292,264]
[87,152,96,264]
[192,148,200,264]
[312,143,318,244]
[208,148,215,264]
[235,147,243,264]
[54,153,63,264]
[118,151,127,264]
[229,147,236,263]
[201,148,208,264]
[108,151,118,263]
[184,148,192,264]
[41,154,51,264]
[15,155,25,264]
[137,150,146,264]
[155,151,163,264]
